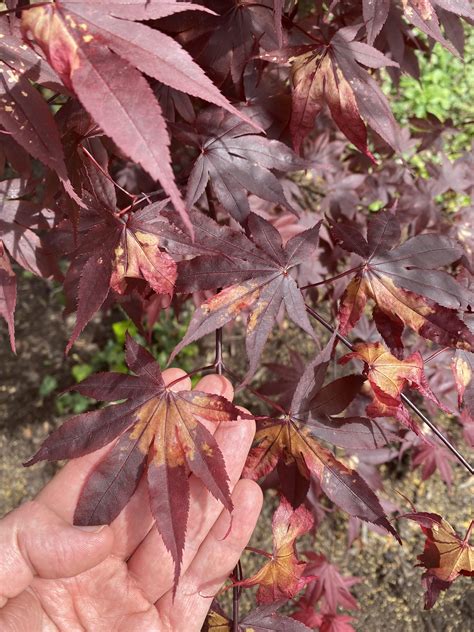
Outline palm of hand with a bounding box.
[0,372,261,632]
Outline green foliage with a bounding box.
[389,36,474,132]
[39,375,58,398]
[384,31,474,175]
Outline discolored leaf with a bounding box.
[0,19,70,184]
[403,511,474,609]
[452,350,474,420]
[332,211,474,353]
[232,496,315,604]
[263,28,399,156]
[172,212,319,380]
[243,345,399,535]
[26,335,245,586]
[340,341,446,435]
[65,199,178,351]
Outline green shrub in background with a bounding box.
[386,33,474,157]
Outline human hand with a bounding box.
[0,370,262,631]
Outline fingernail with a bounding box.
[76,524,107,533]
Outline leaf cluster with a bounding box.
[1,0,473,625]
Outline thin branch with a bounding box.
[301,265,362,291]
[214,328,224,376]
[46,92,61,105]
[245,545,273,558]
[423,346,451,364]
[304,303,474,476]
[166,365,214,390]
[232,560,242,632]
[80,145,136,202]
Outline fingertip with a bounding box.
[232,479,263,515]
[195,374,234,401]
[162,368,191,392]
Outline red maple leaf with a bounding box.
[26,335,247,585]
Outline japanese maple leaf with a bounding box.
[262,25,400,156]
[0,17,72,186]
[300,553,360,613]
[340,341,446,435]
[64,198,179,351]
[412,440,456,487]
[243,342,399,536]
[182,0,278,98]
[179,107,305,222]
[259,349,306,409]
[172,212,319,380]
[233,496,315,604]
[204,601,312,631]
[403,512,474,609]
[21,1,256,232]
[331,211,474,353]
[26,335,245,585]
[0,180,57,351]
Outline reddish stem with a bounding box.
[463,520,473,544]
[301,265,362,291]
[245,545,273,559]
[224,367,287,415]
[423,346,451,364]
[166,365,214,390]
[80,145,136,202]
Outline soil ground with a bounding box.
[0,276,472,631]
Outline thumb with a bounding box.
[0,500,113,604]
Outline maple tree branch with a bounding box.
[282,14,325,44]
[214,328,224,376]
[304,303,474,476]
[79,145,136,202]
[46,92,61,105]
